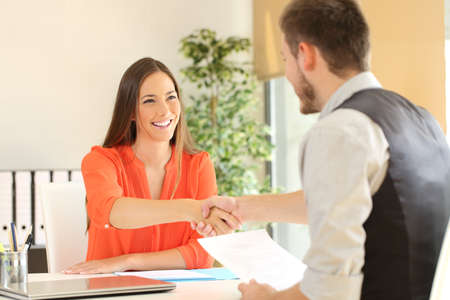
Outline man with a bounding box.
[195,0,450,299]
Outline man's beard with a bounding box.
[296,69,319,115]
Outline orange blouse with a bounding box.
[81,145,216,269]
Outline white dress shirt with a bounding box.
[298,72,390,299]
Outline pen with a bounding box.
[8,227,14,252]
[10,222,18,251]
[23,234,33,252]
[20,226,33,251]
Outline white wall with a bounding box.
[446,0,450,141]
[446,0,450,39]
[0,0,252,170]
[447,40,450,143]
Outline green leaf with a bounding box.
[180,27,281,201]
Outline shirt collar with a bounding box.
[319,72,382,119]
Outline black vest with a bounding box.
[336,89,450,300]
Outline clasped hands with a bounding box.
[192,196,243,237]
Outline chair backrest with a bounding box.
[430,220,450,300]
[40,182,88,273]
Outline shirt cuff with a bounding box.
[87,196,119,230]
[176,242,214,269]
[300,267,363,300]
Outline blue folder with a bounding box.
[189,267,238,281]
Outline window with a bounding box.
[266,78,317,259]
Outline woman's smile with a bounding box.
[152,119,173,128]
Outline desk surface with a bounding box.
[0,273,242,300]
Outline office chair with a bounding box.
[430,220,450,300]
[40,182,88,273]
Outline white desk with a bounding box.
[0,273,242,300]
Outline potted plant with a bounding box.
[179,28,274,199]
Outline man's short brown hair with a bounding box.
[280,0,370,77]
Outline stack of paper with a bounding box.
[198,229,306,290]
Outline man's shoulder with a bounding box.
[300,108,388,159]
[313,108,378,139]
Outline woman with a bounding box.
[64,58,238,274]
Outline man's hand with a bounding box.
[202,196,243,222]
[239,279,277,300]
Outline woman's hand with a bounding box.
[185,199,240,237]
[182,198,242,237]
[63,255,130,274]
[194,195,243,237]
[206,207,241,235]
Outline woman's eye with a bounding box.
[167,95,177,101]
[143,99,155,104]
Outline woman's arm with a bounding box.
[65,205,236,274]
[64,248,186,274]
[109,197,201,229]
[65,206,235,274]
[109,197,239,232]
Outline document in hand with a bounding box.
[198,229,306,290]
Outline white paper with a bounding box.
[115,269,214,281]
[198,229,306,290]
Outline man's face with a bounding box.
[281,37,318,114]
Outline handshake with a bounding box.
[190,196,244,237]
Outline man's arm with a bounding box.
[200,190,307,226]
[298,111,389,300]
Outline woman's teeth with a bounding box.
[152,120,171,127]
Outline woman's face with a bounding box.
[135,71,180,144]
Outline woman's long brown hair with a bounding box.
[86,57,199,231]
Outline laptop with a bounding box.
[0,276,176,300]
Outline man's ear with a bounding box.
[297,42,316,71]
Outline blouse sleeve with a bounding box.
[176,152,217,269]
[82,148,124,230]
